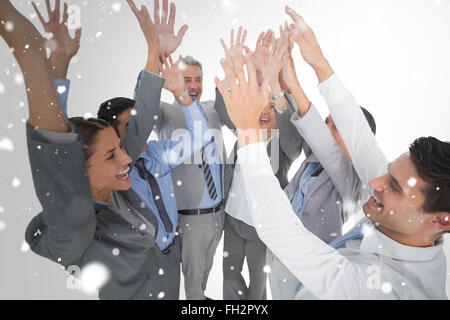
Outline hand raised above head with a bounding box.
[161,54,193,106]
[220,26,248,66]
[153,0,188,59]
[215,55,270,136]
[127,0,159,49]
[285,5,325,68]
[32,0,82,78]
[243,29,273,72]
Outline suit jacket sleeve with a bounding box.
[122,70,165,163]
[291,104,367,219]
[25,124,97,267]
[277,94,304,161]
[213,87,236,130]
[318,74,388,185]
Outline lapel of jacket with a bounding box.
[303,169,330,205]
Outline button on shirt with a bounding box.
[130,100,212,250]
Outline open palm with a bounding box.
[32,0,81,59]
[154,0,188,56]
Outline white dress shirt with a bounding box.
[225,132,280,226]
[234,73,448,299]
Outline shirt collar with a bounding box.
[360,224,444,262]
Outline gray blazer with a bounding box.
[25,72,180,300]
[285,103,369,244]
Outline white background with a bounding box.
[0,0,449,299]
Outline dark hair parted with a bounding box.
[409,137,450,214]
[69,117,112,162]
[97,97,135,135]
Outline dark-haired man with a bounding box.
[215,6,450,300]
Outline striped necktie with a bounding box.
[202,148,217,201]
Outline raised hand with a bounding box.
[154,0,188,58]
[285,5,333,82]
[127,0,160,73]
[32,0,82,78]
[220,26,248,65]
[0,0,68,132]
[243,29,273,72]
[279,22,299,93]
[259,36,286,87]
[215,56,270,142]
[161,55,193,106]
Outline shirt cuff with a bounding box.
[318,73,351,106]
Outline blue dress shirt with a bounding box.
[194,103,223,209]
[291,162,322,219]
[53,78,70,118]
[130,101,213,250]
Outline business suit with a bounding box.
[221,95,304,300]
[25,71,181,300]
[267,101,368,299]
[153,88,228,300]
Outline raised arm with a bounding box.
[286,6,388,184]
[0,0,68,133]
[214,43,377,300]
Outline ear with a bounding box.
[431,213,450,232]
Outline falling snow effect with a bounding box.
[12,177,21,188]
[263,265,272,274]
[80,262,111,294]
[407,178,417,187]
[0,137,14,152]
[5,21,14,32]
[21,241,30,252]
[0,82,5,94]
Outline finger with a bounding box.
[45,0,52,20]
[55,0,61,22]
[236,26,242,46]
[74,27,82,43]
[256,31,265,47]
[126,0,139,17]
[262,30,270,47]
[243,45,252,55]
[141,6,154,24]
[241,29,247,46]
[267,30,274,47]
[32,2,48,28]
[62,2,69,24]
[161,0,168,24]
[245,56,258,90]
[285,6,309,33]
[231,55,246,88]
[221,58,238,92]
[230,29,234,47]
[220,38,229,53]
[154,0,160,24]
[215,77,230,100]
[168,2,175,26]
[176,24,188,41]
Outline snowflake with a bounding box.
[407,177,417,187]
[381,282,392,294]
[112,248,120,256]
[157,291,165,299]
[112,2,121,12]
[14,74,23,85]
[158,268,164,275]
[21,241,30,252]
[5,21,14,32]
[57,86,67,94]
[176,180,182,186]
[223,251,229,258]
[131,109,137,116]
[12,177,21,188]
[0,137,14,152]
[263,265,272,274]
[80,262,111,294]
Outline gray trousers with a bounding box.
[163,236,182,300]
[266,249,298,300]
[178,208,225,300]
[223,214,267,300]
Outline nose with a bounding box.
[368,175,388,193]
[119,148,132,166]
